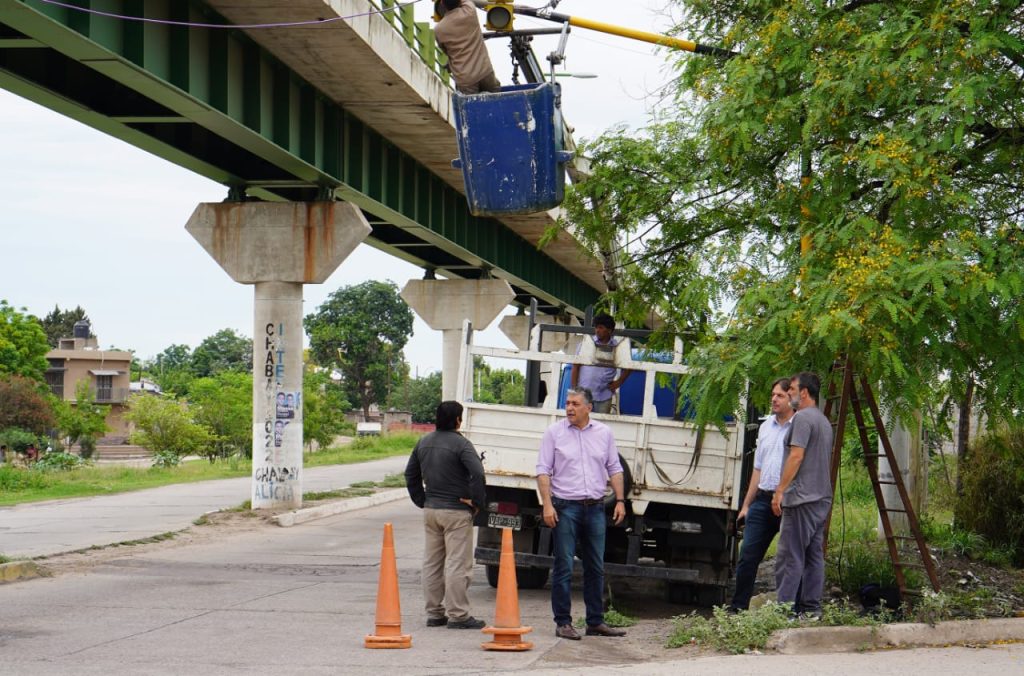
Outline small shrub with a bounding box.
[911,589,1015,624]
[151,450,182,468]
[666,603,793,653]
[955,428,1024,565]
[33,451,83,471]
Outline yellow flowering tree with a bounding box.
[561,0,1024,426]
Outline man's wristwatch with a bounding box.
[615,499,625,503]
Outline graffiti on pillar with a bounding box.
[254,465,297,502]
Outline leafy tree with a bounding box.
[0,300,50,382]
[40,304,91,347]
[55,380,109,459]
[188,371,252,461]
[124,394,216,464]
[561,1,1024,426]
[0,374,56,434]
[305,280,414,420]
[303,369,351,451]
[388,371,442,423]
[191,328,252,377]
[148,343,195,395]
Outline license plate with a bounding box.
[487,513,522,531]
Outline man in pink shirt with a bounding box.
[536,388,627,640]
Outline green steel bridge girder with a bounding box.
[0,0,600,314]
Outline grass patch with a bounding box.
[350,473,405,489]
[304,488,374,501]
[0,460,250,506]
[0,433,419,507]
[305,433,419,468]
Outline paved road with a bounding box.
[1,498,1022,675]
[0,456,409,558]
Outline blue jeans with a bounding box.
[551,497,606,627]
[730,492,781,610]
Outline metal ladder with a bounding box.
[821,357,940,597]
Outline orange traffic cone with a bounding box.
[481,527,533,651]
[364,523,412,649]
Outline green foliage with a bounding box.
[188,371,252,461]
[146,343,194,394]
[468,358,526,405]
[561,1,1024,428]
[954,428,1024,565]
[0,374,56,434]
[190,328,252,377]
[303,368,350,451]
[0,427,47,455]
[911,588,1016,624]
[39,304,90,347]
[55,380,109,459]
[0,301,50,382]
[667,603,793,653]
[388,371,442,423]
[33,451,83,471]
[305,280,414,419]
[124,394,216,463]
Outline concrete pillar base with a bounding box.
[401,279,515,401]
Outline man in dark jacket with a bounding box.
[405,400,487,629]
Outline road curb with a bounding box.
[271,488,408,527]
[767,617,1024,654]
[0,560,49,584]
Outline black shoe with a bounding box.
[725,605,742,615]
[447,616,486,629]
[426,617,448,627]
[555,624,581,640]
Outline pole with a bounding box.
[471,1,736,58]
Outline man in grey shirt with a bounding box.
[771,371,833,618]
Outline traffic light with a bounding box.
[485,1,515,32]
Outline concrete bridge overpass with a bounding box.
[0,0,606,509]
[0,0,604,313]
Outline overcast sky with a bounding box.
[0,0,680,374]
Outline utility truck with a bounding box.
[458,317,754,605]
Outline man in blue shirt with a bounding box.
[728,377,794,612]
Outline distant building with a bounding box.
[45,320,132,437]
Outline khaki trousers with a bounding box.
[422,508,475,622]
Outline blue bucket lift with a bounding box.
[451,82,575,216]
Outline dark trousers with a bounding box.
[775,498,832,613]
[550,497,606,627]
[730,491,781,610]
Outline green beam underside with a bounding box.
[0,0,600,313]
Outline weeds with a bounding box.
[573,606,638,629]
[667,603,793,653]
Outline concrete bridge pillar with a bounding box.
[401,279,515,401]
[186,202,371,509]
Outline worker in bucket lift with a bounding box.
[434,0,501,94]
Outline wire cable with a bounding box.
[36,0,421,30]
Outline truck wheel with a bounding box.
[486,564,500,588]
[485,564,549,589]
[517,566,549,590]
[695,585,727,608]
